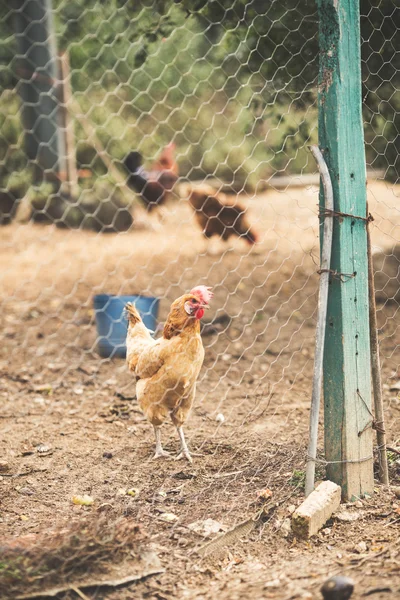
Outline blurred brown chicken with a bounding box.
[186,185,258,244]
[124,143,178,211]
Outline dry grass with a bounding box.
[0,516,145,599]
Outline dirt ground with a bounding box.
[1,180,399,600]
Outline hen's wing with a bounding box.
[135,340,165,379]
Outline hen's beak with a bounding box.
[199,304,210,309]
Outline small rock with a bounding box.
[33,383,53,394]
[288,504,296,514]
[281,518,292,536]
[354,500,363,508]
[0,461,10,473]
[356,541,367,553]
[103,452,113,459]
[36,444,52,455]
[71,494,94,506]
[392,486,400,499]
[257,488,273,501]
[18,487,34,496]
[37,444,50,453]
[321,575,354,600]
[32,396,46,405]
[216,413,225,424]
[264,579,280,589]
[159,512,178,523]
[322,527,331,536]
[47,362,66,371]
[73,387,84,395]
[335,510,361,522]
[187,518,224,537]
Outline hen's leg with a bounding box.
[153,425,170,459]
[175,426,192,463]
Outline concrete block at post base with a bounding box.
[291,480,341,539]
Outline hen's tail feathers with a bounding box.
[125,302,142,325]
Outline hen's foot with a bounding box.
[175,450,193,464]
[153,449,171,459]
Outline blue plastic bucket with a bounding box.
[93,294,159,358]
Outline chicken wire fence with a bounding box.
[0,0,399,595]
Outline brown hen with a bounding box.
[125,286,213,462]
[187,185,258,244]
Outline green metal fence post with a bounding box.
[317,0,374,500]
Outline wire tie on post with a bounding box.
[357,389,374,418]
[358,420,373,437]
[307,454,374,465]
[317,268,355,282]
[318,207,374,223]
[373,420,386,435]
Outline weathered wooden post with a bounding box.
[58,51,79,198]
[13,0,66,183]
[317,0,374,500]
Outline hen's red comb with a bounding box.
[190,285,213,304]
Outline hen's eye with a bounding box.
[192,298,198,304]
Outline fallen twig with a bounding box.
[362,587,393,597]
[1,468,48,478]
[71,587,91,600]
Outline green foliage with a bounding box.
[361,1,400,181]
[387,450,399,466]
[0,91,31,199]
[64,3,319,186]
[289,469,306,488]
[0,0,397,202]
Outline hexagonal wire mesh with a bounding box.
[0,0,398,595]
